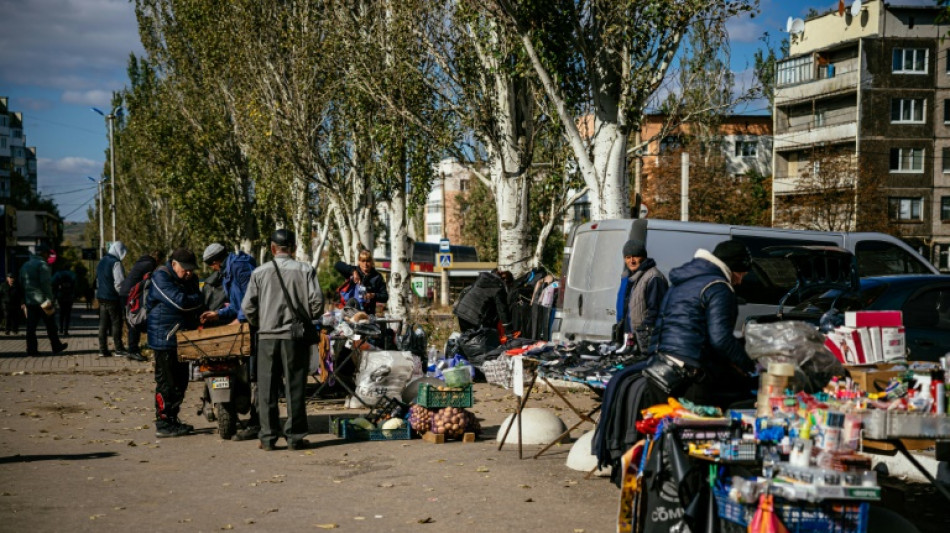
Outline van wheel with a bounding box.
[216,403,237,440]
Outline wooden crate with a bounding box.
[177,323,251,360]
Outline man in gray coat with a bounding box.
[242,230,323,451]
[616,239,668,352]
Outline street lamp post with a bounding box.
[91,106,122,243]
[88,176,105,259]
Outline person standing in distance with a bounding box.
[199,243,259,441]
[334,250,388,315]
[19,244,68,356]
[242,230,323,451]
[1,273,23,335]
[51,266,77,337]
[147,248,203,438]
[95,241,128,357]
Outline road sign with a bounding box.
[437,253,452,268]
[439,238,450,252]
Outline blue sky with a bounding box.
[0,0,831,222]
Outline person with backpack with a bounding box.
[119,250,162,362]
[147,247,203,438]
[198,243,259,441]
[334,250,387,315]
[95,241,128,358]
[51,267,77,337]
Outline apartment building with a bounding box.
[423,158,471,245]
[772,0,950,270]
[0,97,38,199]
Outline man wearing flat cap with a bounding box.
[146,247,203,438]
[646,239,756,408]
[242,230,324,451]
[616,239,667,353]
[200,242,259,440]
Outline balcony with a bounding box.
[775,68,859,106]
[774,121,857,152]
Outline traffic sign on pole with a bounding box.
[437,253,452,268]
[439,238,450,252]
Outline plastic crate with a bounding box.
[365,396,410,425]
[416,383,474,408]
[331,417,411,441]
[713,486,869,533]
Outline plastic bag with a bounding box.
[745,321,846,393]
[353,350,416,405]
[457,327,501,364]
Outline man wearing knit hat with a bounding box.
[615,239,667,352]
[645,239,755,408]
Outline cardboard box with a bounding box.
[846,363,905,393]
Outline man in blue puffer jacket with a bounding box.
[647,240,756,408]
[95,241,128,357]
[147,247,203,438]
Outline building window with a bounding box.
[426,201,442,214]
[945,99,950,123]
[11,129,21,139]
[0,136,6,149]
[888,197,923,221]
[425,223,441,237]
[814,109,826,127]
[0,116,6,127]
[889,147,924,173]
[659,135,683,154]
[892,48,928,74]
[944,148,950,173]
[942,197,950,221]
[734,141,757,158]
[777,55,813,86]
[890,98,925,123]
[458,179,469,192]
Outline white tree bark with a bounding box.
[290,175,312,263]
[387,182,412,320]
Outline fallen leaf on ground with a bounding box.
[475,466,489,472]
[314,524,338,529]
[417,517,435,524]
[220,525,233,530]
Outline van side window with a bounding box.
[855,241,931,275]
[731,236,836,305]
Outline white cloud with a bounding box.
[15,96,55,111]
[39,156,102,176]
[727,18,763,44]
[62,89,115,107]
[36,156,104,221]
[0,0,143,96]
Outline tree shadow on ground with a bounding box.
[0,451,118,464]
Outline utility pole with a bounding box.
[88,176,105,258]
[680,152,689,222]
[108,113,117,243]
[440,172,449,307]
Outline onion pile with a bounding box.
[430,406,479,439]
[409,404,434,434]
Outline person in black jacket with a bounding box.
[119,250,162,362]
[334,250,388,315]
[1,273,23,334]
[453,269,512,334]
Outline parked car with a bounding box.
[552,218,939,342]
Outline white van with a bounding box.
[551,219,939,342]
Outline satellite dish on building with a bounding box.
[786,16,793,33]
[789,18,805,36]
[850,0,863,17]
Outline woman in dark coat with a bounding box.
[334,250,388,315]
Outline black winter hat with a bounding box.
[170,248,198,271]
[270,229,296,248]
[622,239,647,258]
[712,240,752,273]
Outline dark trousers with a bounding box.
[25,305,64,355]
[154,349,189,421]
[98,299,125,353]
[257,338,309,445]
[58,298,74,333]
[2,304,19,333]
